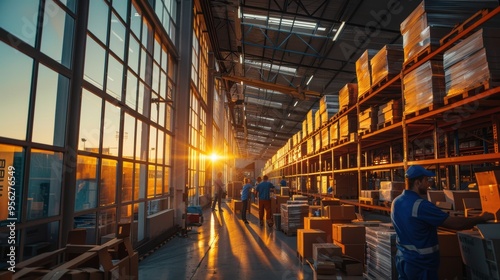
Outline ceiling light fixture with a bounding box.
[332,21,346,41]
[306,75,314,85]
[293,100,298,107]
[239,54,243,64]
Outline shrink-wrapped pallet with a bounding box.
[280,203,309,234]
[307,108,318,135]
[319,95,339,113]
[320,108,337,127]
[356,49,378,96]
[330,121,339,145]
[400,0,499,63]
[358,107,377,133]
[339,83,358,110]
[339,114,357,140]
[377,99,402,126]
[403,60,445,115]
[365,226,398,280]
[321,127,329,149]
[371,45,404,86]
[443,28,500,98]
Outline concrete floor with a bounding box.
[138,202,370,280]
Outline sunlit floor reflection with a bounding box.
[139,201,365,280]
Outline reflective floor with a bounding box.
[138,202,367,280]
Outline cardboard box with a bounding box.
[333,224,366,244]
[475,168,500,220]
[334,241,365,263]
[457,230,500,279]
[438,231,461,257]
[341,258,364,276]
[315,260,337,275]
[443,190,479,211]
[305,217,333,243]
[427,190,446,204]
[297,229,327,262]
[312,243,343,262]
[324,205,356,222]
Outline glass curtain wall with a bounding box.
[0,0,177,265]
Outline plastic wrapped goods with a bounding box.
[371,45,404,86]
[339,83,358,110]
[403,60,445,115]
[444,28,500,97]
[356,49,378,96]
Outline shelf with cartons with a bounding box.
[263,6,500,215]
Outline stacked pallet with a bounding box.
[370,45,404,86]
[377,99,401,127]
[400,0,498,63]
[280,203,309,235]
[403,60,445,115]
[338,83,358,110]
[379,181,405,202]
[443,28,500,99]
[319,95,339,127]
[339,114,357,141]
[364,225,398,280]
[356,49,378,96]
[358,107,377,134]
[330,121,339,145]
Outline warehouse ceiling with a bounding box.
[200,0,423,160]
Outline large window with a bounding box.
[0,42,33,140]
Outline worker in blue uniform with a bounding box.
[241,178,253,224]
[391,165,495,280]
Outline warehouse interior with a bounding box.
[1,0,500,279]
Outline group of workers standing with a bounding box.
[212,173,287,228]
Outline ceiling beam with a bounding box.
[222,75,321,100]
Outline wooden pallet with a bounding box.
[402,46,440,71]
[358,127,375,137]
[440,9,490,45]
[359,75,400,102]
[444,82,491,105]
[404,104,438,119]
[377,117,401,129]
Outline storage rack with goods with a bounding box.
[263,5,500,212]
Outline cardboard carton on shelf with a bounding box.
[475,167,500,220]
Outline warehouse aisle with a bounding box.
[138,202,365,280]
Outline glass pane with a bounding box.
[99,208,116,239]
[84,36,106,89]
[102,101,121,156]
[41,0,74,68]
[152,63,160,94]
[130,2,141,37]
[136,119,148,161]
[137,163,146,199]
[128,36,140,74]
[160,71,167,99]
[122,161,133,202]
[149,127,157,163]
[0,0,39,46]
[147,164,155,198]
[137,81,145,115]
[154,39,161,64]
[123,113,135,159]
[161,48,167,70]
[125,70,138,109]
[0,144,25,223]
[120,204,133,223]
[74,213,96,244]
[87,0,109,43]
[75,156,98,211]
[158,101,165,127]
[23,221,59,259]
[139,47,147,82]
[112,0,127,22]
[32,64,69,146]
[59,0,77,13]
[150,95,158,123]
[27,150,63,220]
[109,13,126,60]
[78,89,102,152]
[157,130,164,165]
[0,42,33,140]
[155,167,163,196]
[100,158,116,205]
[106,54,123,100]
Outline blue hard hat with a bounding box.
[406,165,435,179]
